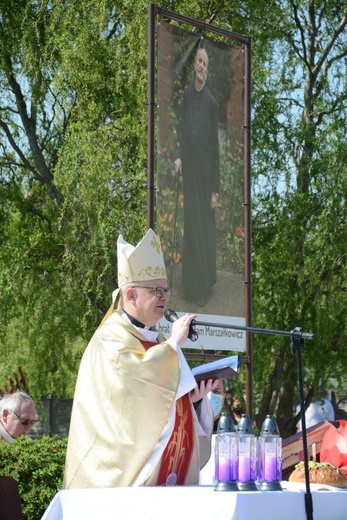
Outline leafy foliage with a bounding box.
[0,0,150,398]
[250,1,347,434]
[0,435,67,520]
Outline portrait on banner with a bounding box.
[156,22,246,349]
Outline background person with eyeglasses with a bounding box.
[64,228,218,489]
[0,392,38,443]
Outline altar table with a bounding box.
[41,483,347,520]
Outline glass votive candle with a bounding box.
[237,414,258,491]
[214,413,238,491]
[257,415,283,491]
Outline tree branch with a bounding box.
[0,118,43,181]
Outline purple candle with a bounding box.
[264,454,278,482]
[217,457,230,482]
[238,455,251,482]
[230,457,238,481]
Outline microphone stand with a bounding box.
[190,319,314,520]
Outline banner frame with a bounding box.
[147,4,253,417]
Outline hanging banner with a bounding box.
[156,22,246,352]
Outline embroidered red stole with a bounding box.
[141,340,195,485]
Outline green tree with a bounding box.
[250,1,347,435]
[0,0,150,398]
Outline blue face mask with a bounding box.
[209,392,224,417]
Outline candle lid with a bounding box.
[216,412,235,433]
[261,415,279,435]
[236,414,254,434]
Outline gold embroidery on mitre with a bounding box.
[151,235,161,255]
[118,272,130,286]
[137,265,167,279]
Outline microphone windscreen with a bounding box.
[164,309,178,322]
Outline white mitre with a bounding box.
[112,228,167,302]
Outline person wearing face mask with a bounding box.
[226,387,243,424]
[209,379,226,432]
[0,392,38,443]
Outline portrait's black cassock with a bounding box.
[179,82,220,306]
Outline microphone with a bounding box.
[164,309,198,342]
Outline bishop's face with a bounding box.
[127,279,170,327]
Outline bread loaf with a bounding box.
[289,461,347,488]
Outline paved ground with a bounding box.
[167,263,245,318]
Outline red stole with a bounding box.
[141,339,195,485]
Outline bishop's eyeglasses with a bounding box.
[131,286,172,298]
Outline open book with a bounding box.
[191,355,240,383]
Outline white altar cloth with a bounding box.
[41,483,347,520]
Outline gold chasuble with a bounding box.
[63,311,212,489]
[141,341,195,486]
